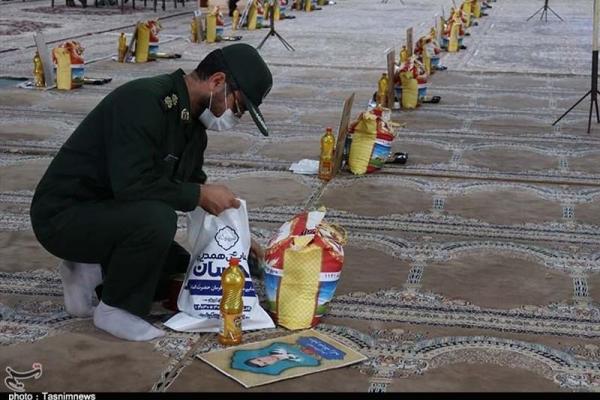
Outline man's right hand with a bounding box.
[199,184,241,216]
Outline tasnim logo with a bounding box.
[4,363,42,392]
[215,226,239,251]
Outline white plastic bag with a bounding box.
[164,200,274,332]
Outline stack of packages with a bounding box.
[258,106,395,333]
[263,108,396,330]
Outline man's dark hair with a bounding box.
[194,49,238,90]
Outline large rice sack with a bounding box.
[346,108,395,175]
[263,209,347,330]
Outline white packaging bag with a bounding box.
[164,199,274,332]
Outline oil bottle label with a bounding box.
[321,160,332,168]
[220,313,242,340]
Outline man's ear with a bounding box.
[207,72,227,92]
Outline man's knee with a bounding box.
[132,201,178,246]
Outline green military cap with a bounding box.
[220,44,273,136]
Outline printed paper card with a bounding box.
[198,329,367,388]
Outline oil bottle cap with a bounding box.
[229,257,240,266]
[326,127,332,133]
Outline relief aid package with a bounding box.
[346,108,395,175]
[164,200,274,332]
[263,209,347,330]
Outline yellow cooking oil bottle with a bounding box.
[318,127,335,181]
[218,258,245,346]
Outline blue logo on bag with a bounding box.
[193,261,250,278]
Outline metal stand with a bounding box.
[257,1,295,51]
[553,51,600,133]
[526,0,563,22]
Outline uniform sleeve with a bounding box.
[189,163,208,184]
[105,90,200,212]
[187,127,208,184]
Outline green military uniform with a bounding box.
[30,69,207,317]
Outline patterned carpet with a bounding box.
[1,0,600,392]
[0,19,62,36]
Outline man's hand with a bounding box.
[199,184,240,215]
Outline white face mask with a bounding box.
[199,85,241,131]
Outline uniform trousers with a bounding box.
[32,200,190,317]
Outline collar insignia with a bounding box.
[163,95,174,109]
[181,108,190,121]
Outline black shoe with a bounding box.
[422,95,441,104]
[386,152,408,165]
[460,45,467,50]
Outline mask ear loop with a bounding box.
[224,83,229,109]
[208,91,213,112]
